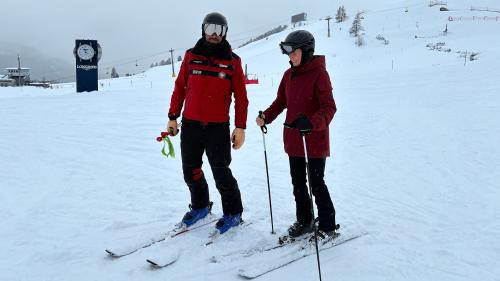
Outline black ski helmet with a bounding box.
[202,12,228,39]
[280,30,315,64]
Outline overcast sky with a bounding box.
[0,0,342,75]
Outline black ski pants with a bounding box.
[289,156,336,231]
[180,119,243,216]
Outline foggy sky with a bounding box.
[0,0,337,76]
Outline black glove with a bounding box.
[286,113,313,134]
[257,111,268,133]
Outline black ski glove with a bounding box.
[257,111,267,133]
[285,113,313,134]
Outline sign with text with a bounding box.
[74,39,100,93]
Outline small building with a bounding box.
[0,74,15,87]
[5,67,31,86]
[291,12,307,27]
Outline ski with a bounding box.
[146,248,181,268]
[105,216,218,258]
[250,218,331,255]
[254,227,328,254]
[237,232,366,279]
[211,220,332,262]
[145,219,251,268]
[211,233,310,264]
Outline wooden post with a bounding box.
[170,48,176,77]
[325,16,332,37]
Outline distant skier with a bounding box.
[256,30,337,241]
[167,12,248,234]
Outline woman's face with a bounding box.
[288,48,302,67]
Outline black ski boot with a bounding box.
[309,224,341,244]
[278,221,313,245]
[288,221,314,237]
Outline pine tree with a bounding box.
[110,67,119,78]
[336,7,343,22]
[350,12,364,37]
[177,55,182,62]
[350,11,366,47]
[336,6,347,22]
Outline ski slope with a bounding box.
[1,2,499,281]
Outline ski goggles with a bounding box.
[279,43,297,54]
[203,23,228,37]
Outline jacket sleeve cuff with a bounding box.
[168,114,179,121]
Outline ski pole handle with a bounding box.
[258,111,267,134]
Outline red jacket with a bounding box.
[263,56,336,158]
[168,40,248,129]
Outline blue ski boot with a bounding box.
[181,202,212,227]
[215,213,242,234]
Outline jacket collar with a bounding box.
[191,38,233,60]
[290,55,326,74]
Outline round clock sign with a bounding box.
[77,44,95,60]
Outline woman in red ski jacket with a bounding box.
[256,30,338,241]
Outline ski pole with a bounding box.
[301,132,323,281]
[259,111,275,235]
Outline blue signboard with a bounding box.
[74,39,100,93]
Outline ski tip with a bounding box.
[238,269,256,279]
[147,258,178,268]
[105,249,118,257]
[146,259,160,267]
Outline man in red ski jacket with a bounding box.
[167,12,248,234]
[256,30,338,241]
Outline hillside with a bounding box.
[0,42,74,82]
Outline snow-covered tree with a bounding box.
[350,11,365,47]
[110,67,119,78]
[336,6,347,22]
[159,58,172,66]
[350,11,364,37]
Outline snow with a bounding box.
[1,1,499,281]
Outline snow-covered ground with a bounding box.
[1,2,499,280]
